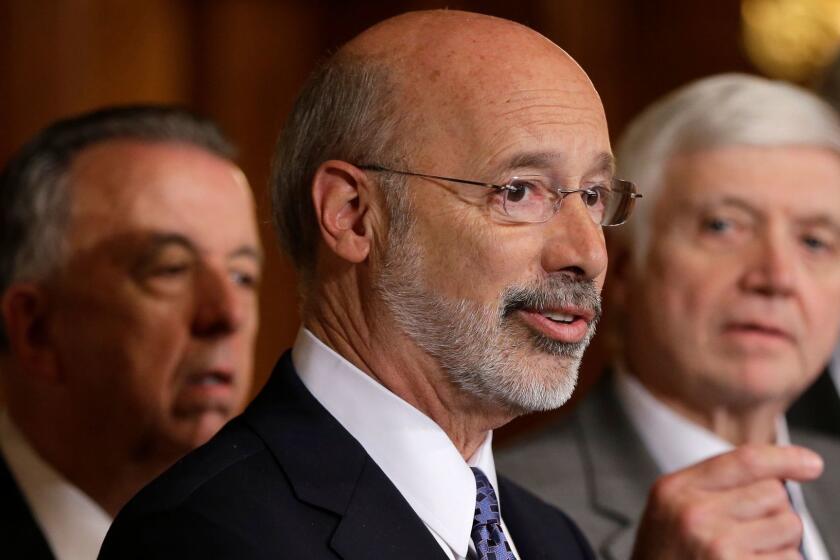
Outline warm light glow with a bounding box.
[742,0,840,82]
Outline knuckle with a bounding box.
[733,444,764,476]
[677,503,710,535]
[757,479,788,505]
[650,473,680,502]
[705,535,732,560]
[785,510,804,536]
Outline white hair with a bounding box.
[614,73,840,262]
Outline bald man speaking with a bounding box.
[99,11,642,559]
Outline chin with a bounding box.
[169,410,232,451]
[467,351,582,415]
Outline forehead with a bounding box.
[659,145,840,220]
[391,27,610,174]
[65,140,259,254]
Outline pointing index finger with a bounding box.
[690,444,822,491]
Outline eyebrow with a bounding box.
[699,197,840,233]
[704,196,761,217]
[500,151,615,177]
[229,245,264,264]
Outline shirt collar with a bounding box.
[613,367,792,474]
[614,368,726,472]
[293,328,496,558]
[0,410,112,560]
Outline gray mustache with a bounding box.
[501,277,602,324]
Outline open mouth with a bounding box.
[540,311,576,324]
[186,371,233,388]
[516,306,594,344]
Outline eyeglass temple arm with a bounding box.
[357,164,508,191]
[358,164,642,198]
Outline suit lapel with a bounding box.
[788,369,840,438]
[575,375,660,560]
[330,458,449,560]
[500,477,592,559]
[243,353,447,560]
[791,428,840,559]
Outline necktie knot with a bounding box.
[470,467,516,560]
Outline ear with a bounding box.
[1,283,60,383]
[311,160,375,264]
[605,235,635,308]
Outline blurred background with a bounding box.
[3,0,840,424]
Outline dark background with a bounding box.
[1,1,813,425]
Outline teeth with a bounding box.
[192,375,225,386]
[542,311,575,323]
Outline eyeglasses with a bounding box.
[358,164,642,226]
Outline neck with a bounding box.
[305,279,511,460]
[8,405,176,516]
[637,377,783,445]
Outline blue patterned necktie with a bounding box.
[471,467,517,560]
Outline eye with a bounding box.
[493,176,552,222]
[701,217,733,233]
[230,269,260,289]
[504,180,535,203]
[581,186,608,208]
[151,262,190,277]
[800,232,837,256]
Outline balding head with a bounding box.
[272,10,606,284]
[273,10,616,417]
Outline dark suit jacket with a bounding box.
[788,368,840,439]
[0,450,55,559]
[100,352,594,559]
[497,374,840,560]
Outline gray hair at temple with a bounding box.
[614,73,840,264]
[0,105,235,349]
[270,54,410,291]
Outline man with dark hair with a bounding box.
[0,105,262,559]
[101,10,639,559]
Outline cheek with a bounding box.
[800,278,840,357]
[67,300,190,393]
[435,231,542,302]
[643,249,726,335]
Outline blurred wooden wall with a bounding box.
[0,0,754,408]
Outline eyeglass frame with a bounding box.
[356,163,642,226]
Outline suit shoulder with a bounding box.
[499,475,595,559]
[496,416,587,496]
[115,416,267,520]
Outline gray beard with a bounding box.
[374,229,602,414]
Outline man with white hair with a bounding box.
[499,74,840,559]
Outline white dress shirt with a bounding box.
[292,328,519,560]
[0,410,112,560]
[614,371,829,560]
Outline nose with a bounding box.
[192,265,245,338]
[740,226,797,297]
[541,193,608,281]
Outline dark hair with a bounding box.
[0,104,236,348]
